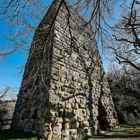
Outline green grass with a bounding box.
[120,124,140,133]
[83,125,140,139]
[1,125,140,140]
[0,129,40,140]
[124,127,140,133]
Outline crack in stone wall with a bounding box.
[11,0,118,139]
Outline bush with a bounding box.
[0,107,8,120]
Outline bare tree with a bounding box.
[0,0,116,57]
[0,87,10,99]
[0,87,10,124]
[108,63,140,92]
[107,0,140,72]
[0,0,49,58]
[1,0,139,74]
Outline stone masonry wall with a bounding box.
[12,0,118,140]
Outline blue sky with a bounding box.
[0,0,52,99]
[0,0,123,99]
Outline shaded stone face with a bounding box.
[11,0,118,139]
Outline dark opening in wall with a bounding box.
[98,103,109,131]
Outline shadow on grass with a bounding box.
[82,125,140,140]
[83,134,140,140]
[0,129,40,140]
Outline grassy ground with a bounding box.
[120,124,140,133]
[0,125,140,140]
[0,129,39,140]
[83,124,140,140]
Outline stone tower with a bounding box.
[12,0,118,139]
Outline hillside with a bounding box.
[110,83,140,124]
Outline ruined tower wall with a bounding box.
[11,0,58,133]
[48,3,118,138]
[12,1,118,139]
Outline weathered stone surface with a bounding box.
[11,0,118,139]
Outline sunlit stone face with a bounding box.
[11,0,118,139]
